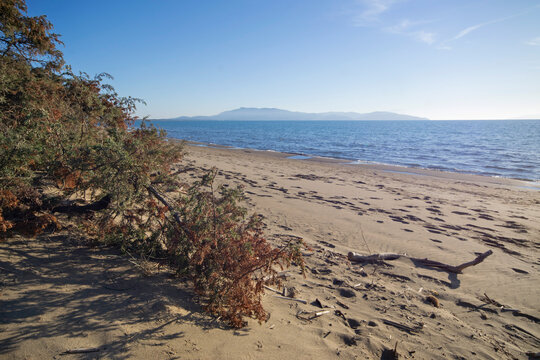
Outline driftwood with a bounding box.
[347,252,402,262]
[411,250,493,273]
[348,250,493,274]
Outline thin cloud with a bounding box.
[454,23,486,40]
[386,19,425,33]
[414,30,436,44]
[434,7,537,51]
[352,1,436,45]
[525,36,540,46]
[437,20,494,49]
[386,19,436,45]
[354,0,400,25]
[452,6,539,41]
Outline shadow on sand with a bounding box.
[0,233,226,359]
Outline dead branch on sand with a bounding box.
[348,250,493,274]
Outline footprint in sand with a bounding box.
[389,215,409,224]
[452,211,471,216]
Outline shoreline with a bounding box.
[150,118,540,183]
[2,141,539,359]
[186,140,540,190]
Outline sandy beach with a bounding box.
[1,143,539,359]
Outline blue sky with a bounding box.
[28,0,540,120]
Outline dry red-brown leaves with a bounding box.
[14,213,61,236]
[53,167,81,189]
[0,190,19,234]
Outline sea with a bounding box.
[147,120,540,182]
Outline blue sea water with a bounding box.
[147,120,540,182]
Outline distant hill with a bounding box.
[162,108,428,121]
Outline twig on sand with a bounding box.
[479,293,540,323]
[359,223,372,255]
[411,250,493,273]
[382,319,423,334]
[480,292,503,307]
[61,347,102,355]
[296,310,330,321]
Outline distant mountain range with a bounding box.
[162,107,428,121]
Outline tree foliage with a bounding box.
[0,0,304,327]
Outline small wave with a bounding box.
[154,120,540,182]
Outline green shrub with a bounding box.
[0,0,304,328]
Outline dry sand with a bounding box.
[1,144,539,359]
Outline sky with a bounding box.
[27,0,540,120]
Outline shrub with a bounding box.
[0,0,304,327]
[162,171,305,327]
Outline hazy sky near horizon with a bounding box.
[28,0,540,120]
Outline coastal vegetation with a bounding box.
[0,0,304,328]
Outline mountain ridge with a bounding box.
[158,107,428,121]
